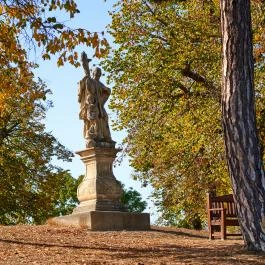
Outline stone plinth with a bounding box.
[48,147,150,230]
[48,211,150,231]
[73,147,123,213]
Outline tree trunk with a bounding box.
[220,0,265,251]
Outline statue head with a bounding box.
[92,67,102,80]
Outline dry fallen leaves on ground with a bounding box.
[0,225,264,264]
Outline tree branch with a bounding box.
[170,79,190,95]
[181,64,220,100]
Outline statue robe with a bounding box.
[78,75,112,146]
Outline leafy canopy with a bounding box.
[0,0,109,224]
[104,0,265,225]
[0,0,109,67]
[0,69,76,224]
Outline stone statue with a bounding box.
[78,52,114,148]
[48,52,150,229]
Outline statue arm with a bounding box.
[81,51,92,78]
[102,84,111,97]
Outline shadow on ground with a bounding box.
[0,225,264,265]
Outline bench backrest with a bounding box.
[207,193,237,217]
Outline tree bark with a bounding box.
[221,0,265,251]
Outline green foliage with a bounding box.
[104,0,265,226]
[120,184,147,213]
[49,173,82,218]
[0,0,109,67]
[156,208,203,230]
[0,73,77,224]
[0,0,109,225]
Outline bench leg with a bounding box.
[221,210,226,240]
[209,225,214,240]
[221,224,225,240]
[223,225,227,240]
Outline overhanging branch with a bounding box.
[181,64,221,100]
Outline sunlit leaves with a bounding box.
[0,65,75,224]
[0,37,75,224]
[0,0,113,224]
[104,0,265,226]
[0,0,109,68]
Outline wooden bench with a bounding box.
[207,193,241,240]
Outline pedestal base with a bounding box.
[73,199,123,213]
[47,211,150,231]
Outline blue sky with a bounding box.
[33,0,157,222]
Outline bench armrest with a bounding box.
[208,207,226,222]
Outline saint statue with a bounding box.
[78,52,114,148]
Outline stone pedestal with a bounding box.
[48,211,150,230]
[73,147,123,213]
[48,147,150,230]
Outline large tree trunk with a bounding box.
[220,0,265,251]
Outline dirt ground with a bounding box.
[0,225,264,265]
